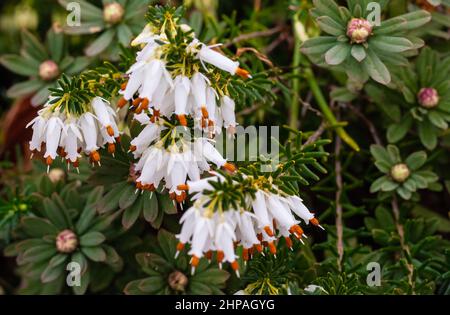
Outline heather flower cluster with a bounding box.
[27,96,120,172]
[25,5,323,276]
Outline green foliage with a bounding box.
[124,229,229,294]
[0,27,90,105]
[4,184,123,294]
[370,144,438,200]
[0,0,448,297]
[59,0,150,56]
[302,0,431,85]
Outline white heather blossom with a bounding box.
[131,24,155,46]
[221,95,236,129]
[174,75,191,126]
[27,97,120,171]
[27,116,47,153]
[174,175,323,273]
[43,116,64,162]
[195,43,251,79]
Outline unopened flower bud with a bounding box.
[48,168,65,183]
[346,18,372,43]
[168,270,189,292]
[103,2,124,24]
[39,60,59,81]
[418,87,439,108]
[56,229,78,253]
[390,163,410,183]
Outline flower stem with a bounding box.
[290,12,360,151]
[304,67,360,152]
[289,13,302,132]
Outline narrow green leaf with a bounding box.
[325,43,350,65]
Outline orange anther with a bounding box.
[132,97,142,107]
[108,143,115,154]
[106,125,114,137]
[117,97,128,109]
[242,248,249,261]
[177,184,189,191]
[176,242,185,251]
[268,242,276,255]
[285,236,293,249]
[264,226,274,237]
[178,114,187,126]
[236,67,251,79]
[230,261,239,271]
[254,244,263,253]
[201,106,209,119]
[222,162,236,172]
[141,98,149,110]
[216,250,224,263]
[191,256,200,267]
[175,193,185,203]
[90,150,100,162]
[46,156,53,165]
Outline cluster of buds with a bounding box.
[174,174,323,277]
[117,22,250,135]
[27,96,120,172]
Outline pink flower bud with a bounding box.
[103,2,124,24]
[346,18,373,43]
[56,229,78,253]
[39,60,59,81]
[418,87,439,108]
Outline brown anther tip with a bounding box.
[120,81,128,91]
[230,261,239,271]
[129,145,136,152]
[169,192,176,200]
